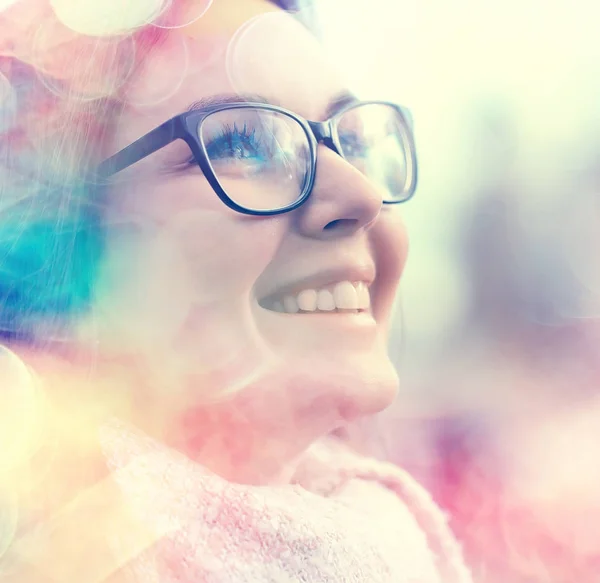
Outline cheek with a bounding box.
[371,210,410,315]
[374,210,409,276]
[107,177,288,303]
[167,210,285,303]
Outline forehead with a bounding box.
[122,10,346,135]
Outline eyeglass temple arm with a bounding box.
[95,118,184,178]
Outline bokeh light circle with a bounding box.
[50,0,166,37]
[31,20,137,102]
[225,9,326,114]
[0,486,17,563]
[0,0,19,12]
[0,346,42,473]
[226,11,296,94]
[225,11,262,90]
[148,0,212,29]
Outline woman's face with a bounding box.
[87,0,409,483]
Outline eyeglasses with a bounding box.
[96,100,417,216]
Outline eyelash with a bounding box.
[182,123,264,168]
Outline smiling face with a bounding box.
[85,0,410,484]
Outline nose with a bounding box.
[293,144,384,240]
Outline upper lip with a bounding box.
[258,264,376,304]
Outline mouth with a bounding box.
[258,280,372,315]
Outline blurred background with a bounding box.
[317,1,600,581]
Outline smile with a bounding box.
[260,281,371,314]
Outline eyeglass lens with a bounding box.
[336,103,413,203]
[199,108,310,212]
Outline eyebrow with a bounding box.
[324,90,360,118]
[184,90,360,120]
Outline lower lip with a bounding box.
[253,304,379,350]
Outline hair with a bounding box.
[0,1,321,574]
[0,14,170,344]
[0,0,317,345]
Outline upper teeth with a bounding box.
[269,281,371,313]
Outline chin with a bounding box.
[337,357,400,421]
[287,349,401,425]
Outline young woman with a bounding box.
[0,0,472,581]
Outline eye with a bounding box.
[339,130,368,159]
[205,122,269,166]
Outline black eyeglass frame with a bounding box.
[96,100,418,216]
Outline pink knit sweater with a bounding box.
[91,419,473,583]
